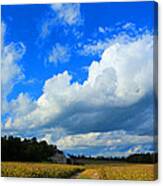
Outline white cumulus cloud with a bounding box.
[3,32,154,137]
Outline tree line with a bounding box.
[1,136,56,162]
[68,153,158,164]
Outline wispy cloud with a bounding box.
[51,3,82,26]
[40,3,83,39]
[1,22,26,114]
[78,23,149,57]
[48,43,70,65]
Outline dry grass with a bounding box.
[77,163,158,181]
[1,162,157,180]
[1,162,84,178]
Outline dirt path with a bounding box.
[74,168,101,179]
[70,169,85,179]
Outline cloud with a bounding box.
[98,26,105,33]
[48,43,70,64]
[56,130,154,156]
[2,32,154,141]
[122,22,136,30]
[9,93,37,118]
[39,127,66,144]
[78,23,148,57]
[2,25,156,156]
[40,3,82,38]
[79,39,110,57]
[1,22,26,114]
[56,130,153,149]
[51,3,82,26]
[3,93,36,129]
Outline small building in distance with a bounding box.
[49,148,67,164]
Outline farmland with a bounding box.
[1,162,84,178]
[77,163,157,180]
[1,162,157,180]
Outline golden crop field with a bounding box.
[77,163,158,181]
[1,162,157,180]
[1,162,84,178]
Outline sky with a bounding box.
[1,1,158,157]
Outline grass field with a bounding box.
[1,162,84,178]
[1,162,157,180]
[77,163,157,181]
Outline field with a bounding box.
[1,162,157,180]
[77,163,157,181]
[1,162,84,178]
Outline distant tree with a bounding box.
[1,136,57,162]
[67,152,158,164]
[126,153,158,163]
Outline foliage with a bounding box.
[126,153,158,163]
[69,153,158,164]
[1,136,56,162]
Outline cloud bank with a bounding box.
[3,33,154,133]
[56,130,154,157]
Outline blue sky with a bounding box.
[1,1,158,157]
